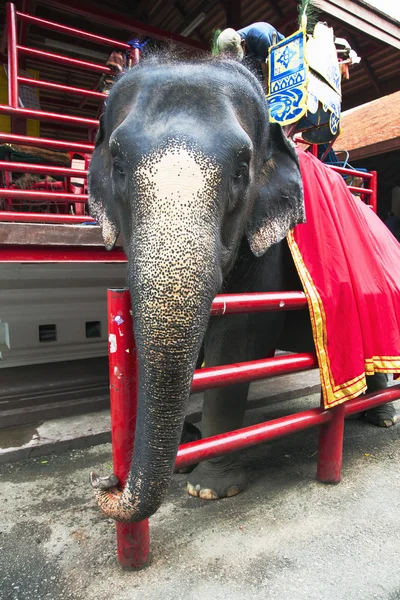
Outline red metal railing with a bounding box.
[294,137,378,212]
[0,104,99,127]
[1,3,135,221]
[0,132,95,153]
[0,246,126,262]
[0,189,88,202]
[15,12,132,50]
[0,161,88,178]
[0,211,94,224]
[18,77,106,100]
[107,288,400,568]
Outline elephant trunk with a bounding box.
[91,144,222,522]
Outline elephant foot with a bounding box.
[186,456,247,500]
[364,402,398,428]
[176,422,202,474]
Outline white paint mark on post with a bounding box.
[109,333,117,353]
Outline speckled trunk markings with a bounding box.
[93,141,223,521]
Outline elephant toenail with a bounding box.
[226,486,240,498]
[199,488,218,500]
[186,483,198,497]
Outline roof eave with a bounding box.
[316,0,400,49]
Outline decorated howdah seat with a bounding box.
[267,21,343,144]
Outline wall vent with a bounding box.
[86,321,102,339]
[39,324,57,342]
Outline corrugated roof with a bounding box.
[334,90,400,160]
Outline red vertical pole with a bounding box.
[317,395,345,483]
[369,170,378,213]
[6,3,19,108]
[107,288,150,569]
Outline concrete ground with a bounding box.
[1,391,400,600]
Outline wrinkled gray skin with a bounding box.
[88,55,395,522]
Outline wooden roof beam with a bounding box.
[314,0,400,50]
[226,0,241,30]
[269,0,284,20]
[39,0,207,50]
[347,33,382,96]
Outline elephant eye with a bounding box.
[112,160,125,177]
[233,162,249,182]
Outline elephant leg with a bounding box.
[364,374,397,427]
[187,310,285,500]
[176,421,202,474]
[187,313,252,500]
[187,381,250,499]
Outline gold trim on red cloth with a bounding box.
[287,230,400,408]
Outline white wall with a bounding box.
[0,263,126,368]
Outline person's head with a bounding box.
[216,28,245,60]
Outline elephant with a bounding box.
[88,54,396,522]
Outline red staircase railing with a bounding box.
[0,3,205,223]
[294,138,378,212]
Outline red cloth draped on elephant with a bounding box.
[290,149,400,408]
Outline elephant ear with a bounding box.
[88,114,120,251]
[246,123,305,257]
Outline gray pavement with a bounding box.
[0,369,321,464]
[1,392,400,600]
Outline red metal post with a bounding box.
[107,288,150,569]
[6,3,19,108]
[369,170,378,213]
[317,396,345,483]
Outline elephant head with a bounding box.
[88,56,304,522]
